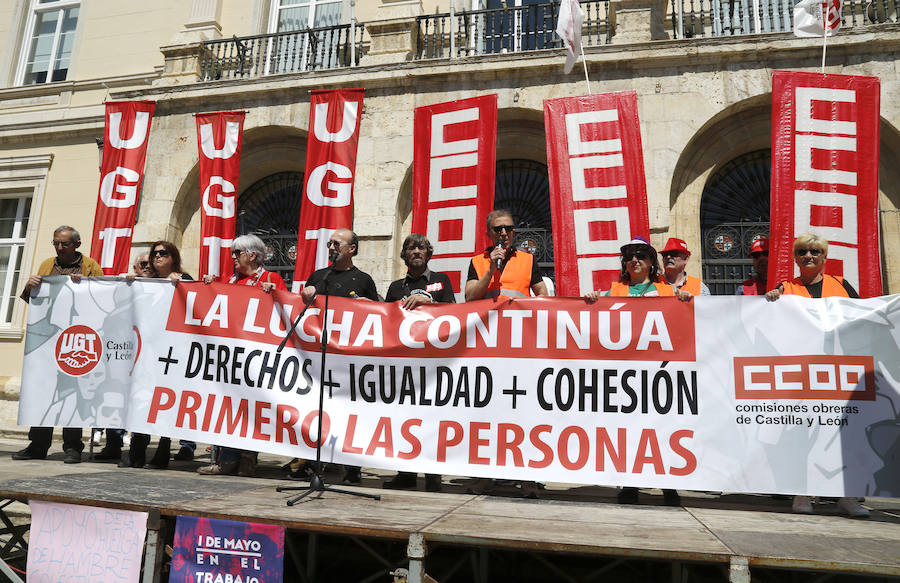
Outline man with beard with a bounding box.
[300,228,377,485]
[382,234,454,492]
[14,225,103,464]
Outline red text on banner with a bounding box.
[196,111,245,281]
[90,101,155,275]
[544,92,650,297]
[769,71,881,296]
[291,89,364,292]
[412,95,498,302]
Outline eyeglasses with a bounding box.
[623,251,650,261]
[138,261,150,268]
[661,252,687,259]
[52,240,74,247]
[492,225,515,234]
[231,249,245,257]
[326,240,343,248]
[795,248,822,257]
[150,249,170,258]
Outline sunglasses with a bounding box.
[623,251,650,261]
[492,225,515,234]
[52,240,75,247]
[750,251,769,258]
[138,261,150,268]
[150,249,170,258]
[795,248,822,257]
[231,249,245,257]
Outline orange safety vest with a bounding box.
[471,249,534,297]
[781,275,849,298]
[608,279,675,297]
[678,275,703,296]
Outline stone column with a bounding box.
[360,0,424,66]
[609,0,670,43]
[175,0,224,43]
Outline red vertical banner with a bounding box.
[412,95,498,302]
[292,89,364,291]
[196,111,245,281]
[770,71,881,297]
[90,101,155,275]
[544,91,650,297]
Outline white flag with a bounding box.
[794,0,842,37]
[556,0,585,74]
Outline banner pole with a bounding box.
[580,42,591,95]
[820,3,827,74]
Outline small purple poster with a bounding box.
[170,515,284,583]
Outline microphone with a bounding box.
[496,243,505,271]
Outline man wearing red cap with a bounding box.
[736,236,769,295]
[660,238,710,296]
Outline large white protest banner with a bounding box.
[20,278,900,497]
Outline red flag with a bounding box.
[770,71,881,296]
[412,95,498,301]
[91,101,155,275]
[291,89,364,291]
[196,111,245,281]
[544,91,650,296]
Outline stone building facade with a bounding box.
[0,0,898,433]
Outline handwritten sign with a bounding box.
[27,500,148,582]
[170,515,284,583]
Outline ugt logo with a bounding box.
[55,325,102,376]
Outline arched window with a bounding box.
[700,150,771,294]
[494,159,554,282]
[237,171,303,286]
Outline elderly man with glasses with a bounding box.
[299,228,377,486]
[13,225,103,464]
[465,209,548,301]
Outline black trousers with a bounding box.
[27,426,83,454]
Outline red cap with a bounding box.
[661,237,690,255]
[749,236,769,256]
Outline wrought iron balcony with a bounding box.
[200,24,366,81]
[670,0,898,38]
[416,0,611,60]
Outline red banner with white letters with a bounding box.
[412,95,498,302]
[770,71,881,296]
[196,111,245,281]
[544,92,650,297]
[291,89,364,292]
[90,101,155,275]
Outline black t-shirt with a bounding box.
[803,276,860,299]
[385,270,456,304]
[306,266,379,300]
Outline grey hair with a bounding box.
[233,234,268,265]
[55,225,81,243]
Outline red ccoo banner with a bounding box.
[770,71,881,296]
[291,89,364,291]
[90,101,155,275]
[544,92,650,297]
[196,111,245,281]
[412,95,498,302]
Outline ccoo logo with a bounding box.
[55,325,102,376]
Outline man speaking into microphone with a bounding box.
[465,209,548,301]
[301,228,379,303]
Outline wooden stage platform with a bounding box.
[0,439,898,582]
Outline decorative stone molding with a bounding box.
[360,0,424,66]
[171,0,223,44]
[609,0,670,44]
[156,43,204,86]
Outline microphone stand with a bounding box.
[276,274,380,505]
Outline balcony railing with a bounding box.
[416,0,611,60]
[200,24,366,81]
[670,0,898,38]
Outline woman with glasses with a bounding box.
[584,237,688,506]
[199,234,286,477]
[120,241,196,470]
[764,232,868,518]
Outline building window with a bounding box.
[17,0,80,86]
[269,0,342,33]
[0,196,32,325]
